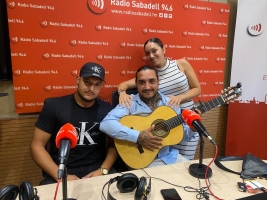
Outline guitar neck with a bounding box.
[195,95,225,114]
[166,114,185,129]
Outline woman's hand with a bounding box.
[167,94,187,108]
[119,92,133,108]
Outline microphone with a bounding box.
[55,123,78,179]
[182,110,216,145]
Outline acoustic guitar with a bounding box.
[115,83,242,169]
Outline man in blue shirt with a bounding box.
[100,65,197,168]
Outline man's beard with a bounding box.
[140,91,160,111]
[77,90,96,103]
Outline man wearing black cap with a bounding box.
[30,62,118,185]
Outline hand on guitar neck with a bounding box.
[193,108,202,116]
[137,125,163,151]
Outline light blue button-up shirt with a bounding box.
[100,91,196,164]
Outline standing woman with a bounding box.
[117,38,201,160]
[118,37,201,110]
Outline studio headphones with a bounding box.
[0,181,39,200]
[104,173,151,200]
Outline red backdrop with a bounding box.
[6,0,229,113]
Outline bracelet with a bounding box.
[118,89,125,95]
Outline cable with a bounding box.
[101,172,124,200]
[204,145,224,200]
[53,178,61,200]
[101,158,223,200]
[142,169,211,200]
[101,181,110,200]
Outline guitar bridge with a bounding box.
[136,142,144,154]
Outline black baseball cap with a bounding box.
[79,62,105,83]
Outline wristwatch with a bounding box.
[100,167,108,175]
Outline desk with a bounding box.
[34,159,266,200]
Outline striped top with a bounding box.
[156,59,194,110]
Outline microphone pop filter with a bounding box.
[55,123,78,148]
[182,110,201,128]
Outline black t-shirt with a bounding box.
[35,94,112,169]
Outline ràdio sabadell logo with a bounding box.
[88,0,108,14]
[247,22,264,36]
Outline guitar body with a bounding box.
[114,83,243,169]
[115,106,184,169]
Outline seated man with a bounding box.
[30,62,118,185]
[100,65,197,168]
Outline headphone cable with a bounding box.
[142,169,213,200]
[101,181,110,200]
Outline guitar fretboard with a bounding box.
[166,115,185,130]
[196,95,225,113]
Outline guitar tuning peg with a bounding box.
[236,82,242,88]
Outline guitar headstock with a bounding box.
[221,82,242,103]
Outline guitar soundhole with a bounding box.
[152,119,169,138]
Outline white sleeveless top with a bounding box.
[156,59,194,109]
[156,59,199,160]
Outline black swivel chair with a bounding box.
[111,88,138,172]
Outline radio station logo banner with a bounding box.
[6,0,229,113]
[230,0,266,104]
[226,0,267,159]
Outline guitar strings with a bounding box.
[152,117,184,135]
[152,114,185,130]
